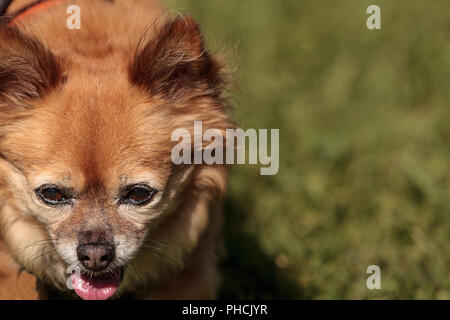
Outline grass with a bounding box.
[165,0,450,299]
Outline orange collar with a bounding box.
[10,0,64,24]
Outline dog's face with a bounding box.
[0,16,230,299]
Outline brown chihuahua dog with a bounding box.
[0,0,233,299]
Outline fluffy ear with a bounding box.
[0,24,63,111]
[129,16,225,99]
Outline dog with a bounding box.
[0,0,233,299]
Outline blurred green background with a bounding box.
[166,0,450,299]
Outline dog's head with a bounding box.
[0,16,231,299]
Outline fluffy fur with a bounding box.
[0,0,233,299]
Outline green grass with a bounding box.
[166,0,450,299]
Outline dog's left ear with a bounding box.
[129,16,225,99]
[0,24,63,112]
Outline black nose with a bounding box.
[77,243,115,272]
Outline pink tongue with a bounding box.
[72,270,121,300]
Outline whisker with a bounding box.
[147,239,189,248]
[139,246,180,266]
[0,239,56,259]
[126,261,139,275]
[10,239,56,253]
[23,248,58,269]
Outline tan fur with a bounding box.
[0,0,233,299]
[0,237,40,299]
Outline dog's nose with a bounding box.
[77,244,115,272]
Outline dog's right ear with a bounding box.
[0,24,63,112]
[129,16,226,100]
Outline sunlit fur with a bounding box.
[0,0,233,299]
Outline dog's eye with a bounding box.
[36,185,68,205]
[121,185,157,206]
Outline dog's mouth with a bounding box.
[71,268,124,300]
